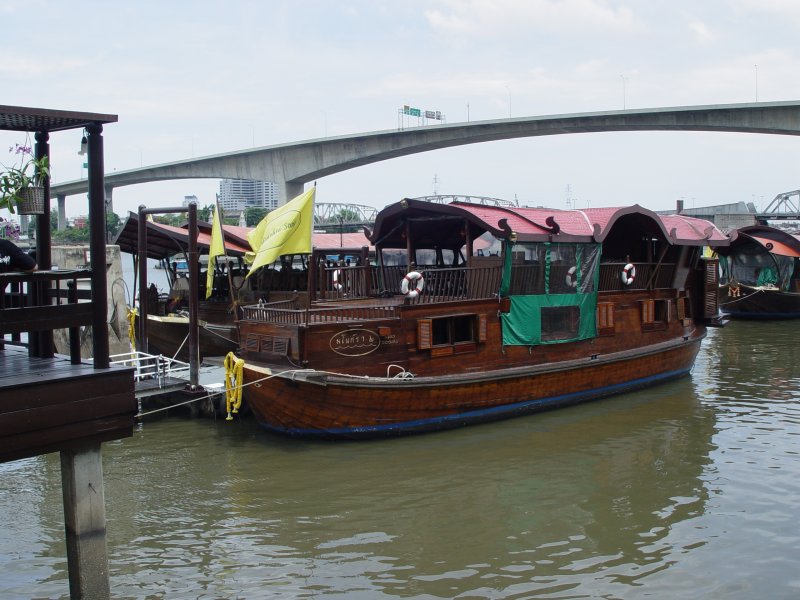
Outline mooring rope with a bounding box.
[135,368,298,419]
[134,364,417,420]
[719,287,763,306]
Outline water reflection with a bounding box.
[4,321,800,598]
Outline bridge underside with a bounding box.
[49,101,800,208]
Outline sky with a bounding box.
[3,0,800,220]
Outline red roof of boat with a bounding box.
[445,201,727,245]
[715,225,800,257]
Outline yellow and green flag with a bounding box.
[205,203,225,298]
[246,187,315,278]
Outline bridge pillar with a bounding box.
[284,180,304,205]
[104,184,113,215]
[57,193,67,231]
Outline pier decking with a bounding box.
[0,346,134,463]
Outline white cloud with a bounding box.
[735,0,800,22]
[425,0,646,37]
[688,20,717,44]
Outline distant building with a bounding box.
[218,179,278,214]
[182,195,199,207]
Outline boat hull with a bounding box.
[719,283,800,319]
[242,332,703,438]
[138,314,238,360]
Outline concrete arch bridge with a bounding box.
[49,101,800,222]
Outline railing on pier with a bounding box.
[110,351,190,387]
[0,269,94,362]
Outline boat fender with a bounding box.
[224,351,245,421]
[333,269,343,291]
[621,263,636,286]
[565,266,578,288]
[401,271,425,298]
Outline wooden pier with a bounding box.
[1,105,134,599]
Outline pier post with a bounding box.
[61,443,111,600]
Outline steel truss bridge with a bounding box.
[312,195,517,230]
[761,190,800,220]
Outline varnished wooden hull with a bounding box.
[719,283,800,319]
[242,331,704,438]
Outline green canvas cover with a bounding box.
[720,245,794,291]
[501,242,601,345]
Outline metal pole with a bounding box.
[137,205,148,354]
[187,203,200,388]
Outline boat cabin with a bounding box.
[237,198,726,375]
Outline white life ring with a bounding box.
[332,269,343,291]
[400,271,425,298]
[565,266,578,288]
[621,263,636,286]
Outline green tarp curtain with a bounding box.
[501,242,601,346]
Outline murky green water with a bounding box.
[2,321,800,599]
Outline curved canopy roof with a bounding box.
[113,212,373,260]
[113,213,251,259]
[369,199,728,247]
[712,224,800,257]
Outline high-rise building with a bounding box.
[218,179,278,213]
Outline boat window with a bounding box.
[418,314,485,355]
[541,306,580,342]
[640,298,672,331]
[432,315,474,345]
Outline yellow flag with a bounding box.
[205,203,225,299]
[246,187,315,278]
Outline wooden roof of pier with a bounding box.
[0,104,117,132]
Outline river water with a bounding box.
[2,320,799,599]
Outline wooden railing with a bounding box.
[598,262,676,291]
[241,301,400,325]
[0,269,94,362]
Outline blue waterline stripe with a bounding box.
[258,366,691,438]
[724,311,800,319]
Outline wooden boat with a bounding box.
[114,213,374,360]
[114,214,252,359]
[712,224,800,319]
[236,199,727,438]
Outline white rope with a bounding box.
[135,368,303,418]
[135,365,418,419]
[719,287,763,306]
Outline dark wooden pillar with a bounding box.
[87,124,110,368]
[34,131,54,358]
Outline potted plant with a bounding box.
[0,143,49,214]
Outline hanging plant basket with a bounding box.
[17,186,45,215]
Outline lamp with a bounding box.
[77,133,88,156]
